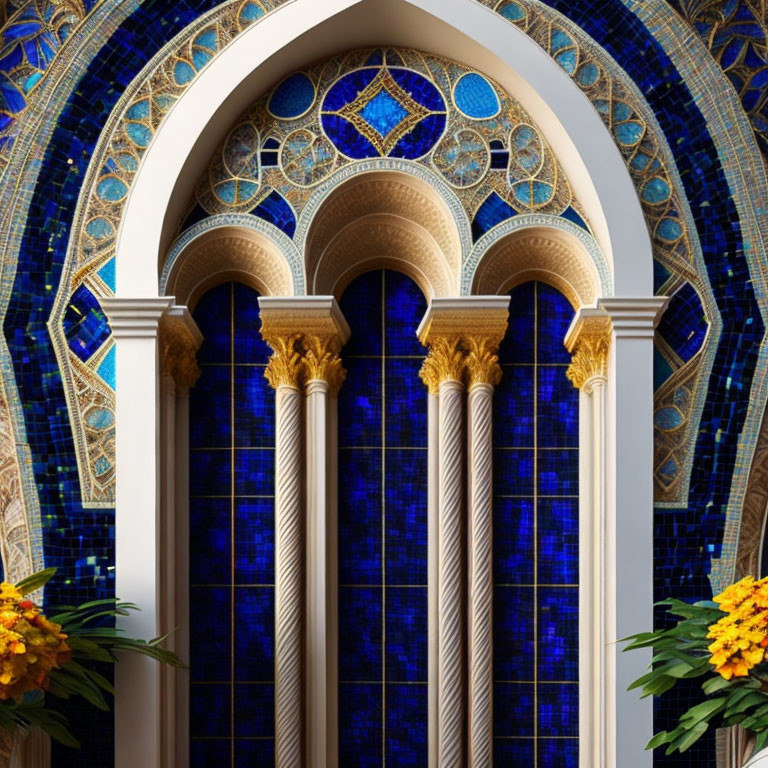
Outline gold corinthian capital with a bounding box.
[301,334,346,396]
[419,335,466,395]
[263,333,303,390]
[565,315,612,390]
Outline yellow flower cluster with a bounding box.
[708,576,768,680]
[0,582,70,700]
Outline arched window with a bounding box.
[337,269,429,765]
[188,282,276,765]
[493,281,579,764]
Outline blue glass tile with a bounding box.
[339,683,382,768]
[538,684,579,737]
[538,450,579,496]
[385,359,426,446]
[96,344,116,389]
[250,190,296,238]
[234,587,274,682]
[539,737,578,768]
[323,68,379,112]
[384,271,426,356]
[494,365,534,447]
[190,587,230,682]
[359,89,409,138]
[472,192,517,241]
[538,499,579,585]
[538,588,579,682]
[537,284,574,364]
[190,450,231,497]
[494,498,534,584]
[190,740,230,768]
[494,586,534,681]
[385,684,428,766]
[494,683,534,737]
[453,72,500,118]
[656,283,708,363]
[62,284,110,362]
[340,270,382,356]
[494,739,534,766]
[385,449,427,585]
[560,205,589,232]
[190,498,230,585]
[190,683,230,737]
[494,449,534,497]
[234,684,274,737]
[390,68,445,112]
[501,283,535,363]
[194,283,232,364]
[339,357,382,447]
[234,499,274,585]
[234,449,274,497]
[233,283,271,364]
[391,113,447,160]
[233,366,274,448]
[339,587,382,681]
[537,366,579,448]
[189,365,231,449]
[321,113,379,159]
[234,739,275,766]
[338,450,382,584]
[386,587,427,681]
[269,72,315,118]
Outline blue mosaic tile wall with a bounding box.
[337,270,429,767]
[188,282,275,766]
[533,5,764,763]
[0,0,763,764]
[2,2,241,763]
[493,281,579,766]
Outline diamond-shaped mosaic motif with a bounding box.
[357,88,409,139]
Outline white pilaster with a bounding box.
[101,296,173,768]
[599,297,666,768]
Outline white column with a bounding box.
[262,332,306,768]
[101,296,173,768]
[437,373,465,768]
[158,305,201,768]
[600,298,666,768]
[428,393,439,768]
[568,299,666,768]
[260,298,349,768]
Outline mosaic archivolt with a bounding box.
[47,0,715,507]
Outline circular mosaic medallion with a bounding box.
[321,67,447,159]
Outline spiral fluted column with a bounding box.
[466,335,503,768]
[260,297,349,768]
[421,337,466,768]
[263,334,305,768]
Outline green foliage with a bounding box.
[624,599,768,756]
[0,569,186,748]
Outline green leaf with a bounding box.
[679,697,726,726]
[646,730,671,750]
[15,568,57,596]
[702,675,734,694]
[678,721,709,752]
[724,691,768,717]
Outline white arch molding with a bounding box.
[107,2,660,767]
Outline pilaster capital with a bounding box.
[417,297,509,394]
[259,296,350,395]
[159,306,203,389]
[101,297,174,339]
[564,308,613,390]
[598,297,668,339]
